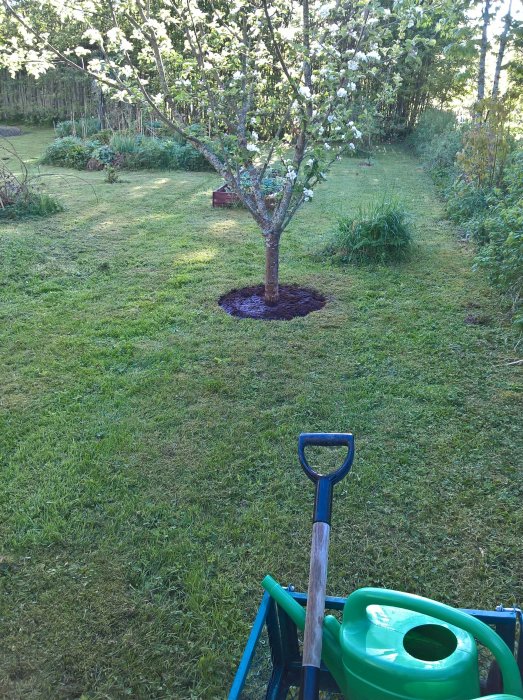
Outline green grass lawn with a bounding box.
[1,130,521,699]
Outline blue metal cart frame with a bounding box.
[229,589,523,699]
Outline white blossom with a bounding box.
[349,142,356,150]
[337,87,347,98]
[286,168,297,182]
[246,143,259,152]
[299,85,312,99]
[83,28,103,45]
[303,188,314,200]
[317,2,335,19]
[324,143,331,150]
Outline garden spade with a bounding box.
[298,432,355,700]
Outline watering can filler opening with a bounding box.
[339,600,481,700]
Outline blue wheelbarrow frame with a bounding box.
[229,589,523,699]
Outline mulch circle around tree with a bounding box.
[219,284,326,320]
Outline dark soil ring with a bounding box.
[219,284,326,320]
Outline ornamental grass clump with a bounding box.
[325,198,413,264]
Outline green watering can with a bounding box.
[262,576,523,700]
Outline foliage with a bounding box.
[55,117,101,137]
[91,129,113,144]
[476,150,523,325]
[456,99,513,189]
[408,109,462,187]
[109,133,138,154]
[173,143,212,172]
[324,198,413,264]
[90,144,115,165]
[104,165,119,184]
[119,137,211,171]
[407,109,458,156]
[422,130,463,185]
[0,139,62,218]
[41,133,213,172]
[41,136,98,169]
[445,179,491,239]
[0,190,63,218]
[410,103,522,326]
[239,168,286,197]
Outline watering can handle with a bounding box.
[298,433,354,524]
[344,588,523,698]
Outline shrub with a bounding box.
[422,130,463,186]
[42,132,213,172]
[91,129,113,144]
[41,136,99,169]
[124,137,172,169]
[324,198,413,264]
[104,165,119,184]
[0,191,63,219]
[456,99,513,189]
[476,150,523,324]
[55,117,101,138]
[408,109,458,156]
[445,178,490,222]
[90,144,115,165]
[109,133,139,154]
[173,143,212,171]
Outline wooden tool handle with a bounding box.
[302,521,330,667]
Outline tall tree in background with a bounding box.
[477,0,492,100]
[492,0,513,98]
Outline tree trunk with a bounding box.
[96,82,106,129]
[265,232,280,305]
[477,0,492,102]
[492,0,512,99]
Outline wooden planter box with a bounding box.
[212,185,239,208]
[212,184,279,210]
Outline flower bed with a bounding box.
[41,134,213,172]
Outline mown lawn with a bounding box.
[0,130,521,699]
